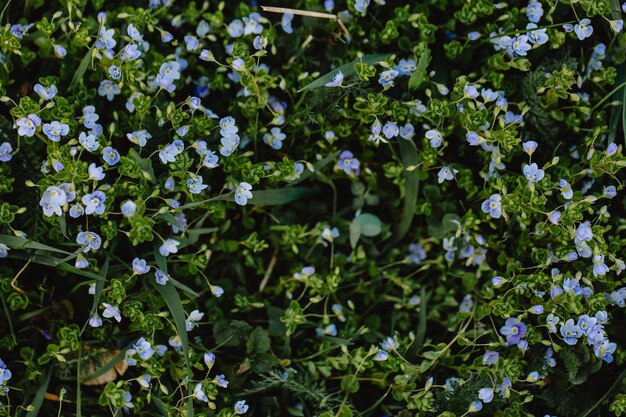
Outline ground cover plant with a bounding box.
[1,0,626,416]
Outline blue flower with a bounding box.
[281,13,294,33]
[76,231,102,252]
[574,221,593,245]
[227,19,244,37]
[399,123,415,139]
[108,65,122,80]
[482,351,499,365]
[592,255,609,276]
[603,185,617,198]
[382,122,399,139]
[437,166,458,184]
[95,26,116,49]
[127,129,152,147]
[523,163,544,183]
[184,35,200,51]
[526,23,549,45]
[325,70,344,87]
[102,303,121,322]
[41,121,68,142]
[509,35,532,56]
[594,339,617,363]
[137,374,151,388]
[159,239,180,257]
[406,243,427,264]
[529,304,544,314]
[121,200,136,218]
[381,336,399,351]
[263,127,286,150]
[0,243,9,258]
[155,269,170,285]
[336,151,360,175]
[53,44,67,57]
[526,0,543,22]
[211,285,224,297]
[559,179,573,199]
[574,19,593,40]
[464,84,479,98]
[102,146,120,165]
[354,0,371,13]
[216,374,229,388]
[469,401,483,412]
[34,83,57,100]
[134,337,155,360]
[0,358,12,386]
[481,194,502,219]
[500,317,527,345]
[97,80,121,101]
[82,191,106,215]
[481,88,497,102]
[194,383,209,402]
[82,106,99,128]
[88,315,102,328]
[394,58,416,76]
[204,352,215,368]
[132,258,150,275]
[374,349,389,361]
[79,132,100,152]
[16,114,41,137]
[466,131,484,146]
[459,294,473,313]
[187,175,208,194]
[186,309,204,331]
[527,371,540,382]
[378,69,399,88]
[235,400,249,414]
[426,129,443,148]
[122,43,141,60]
[0,142,12,162]
[608,142,618,156]
[478,387,494,403]
[560,318,583,345]
[234,182,253,206]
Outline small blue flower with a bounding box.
[194,383,208,402]
[95,26,116,49]
[478,387,494,403]
[235,400,249,414]
[574,19,593,40]
[523,163,544,183]
[97,80,121,101]
[459,294,473,313]
[102,303,121,322]
[82,191,106,215]
[522,140,538,155]
[527,371,540,382]
[234,182,253,205]
[594,339,617,363]
[16,114,41,137]
[574,221,593,245]
[134,337,155,360]
[382,122,399,139]
[481,194,502,219]
[204,352,215,368]
[216,374,229,388]
[378,69,399,88]
[354,0,371,13]
[466,131,484,146]
[381,336,399,351]
[0,142,12,162]
[263,127,286,150]
[529,304,544,314]
[526,0,543,23]
[121,200,136,218]
[76,231,102,252]
[374,350,389,361]
[155,269,170,285]
[132,258,150,275]
[482,351,499,365]
[102,146,120,165]
[281,13,294,33]
[325,70,344,87]
[108,65,122,80]
[500,317,527,345]
[34,83,58,100]
[593,255,609,276]
[560,318,583,345]
[88,315,102,328]
[0,358,12,385]
[187,175,209,194]
[469,401,483,412]
[137,374,151,388]
[426,129,443,148]
[159,239,180,257]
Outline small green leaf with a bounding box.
[293,150,341,184]
[409,48,430,92]
[129,148,157,184]
[349,220,361,248]
[299,54,389,92]
[354,213,382,237]
[341,374,360,393]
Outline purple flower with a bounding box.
[500,317,527,345]
[337,151,360,175]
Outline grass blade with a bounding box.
[298,54,389,92]
[78,345,131,383]
[409,48,430,92]
[224,187,315,206]
[0,234,74,255]
[69,44,94,91]
[25,370,52,417]
[391,139,420,246]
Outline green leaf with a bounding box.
[608,62,625,145]
[129,148,157,184]
[69,44,94,91]
[0,234,74,255]
[354,213,382,237]
[609,0,622,20]
[396,139,420,242]
[408,48,430,92]
[148,278,193,417]
[349,220,361,249]
[293,150,341,184]
[341,374,360,393]
[298,54,389,92]
[246,326,271,355]
[25,370,52,417]
[156,213,186,233]
[227,187,315,206]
